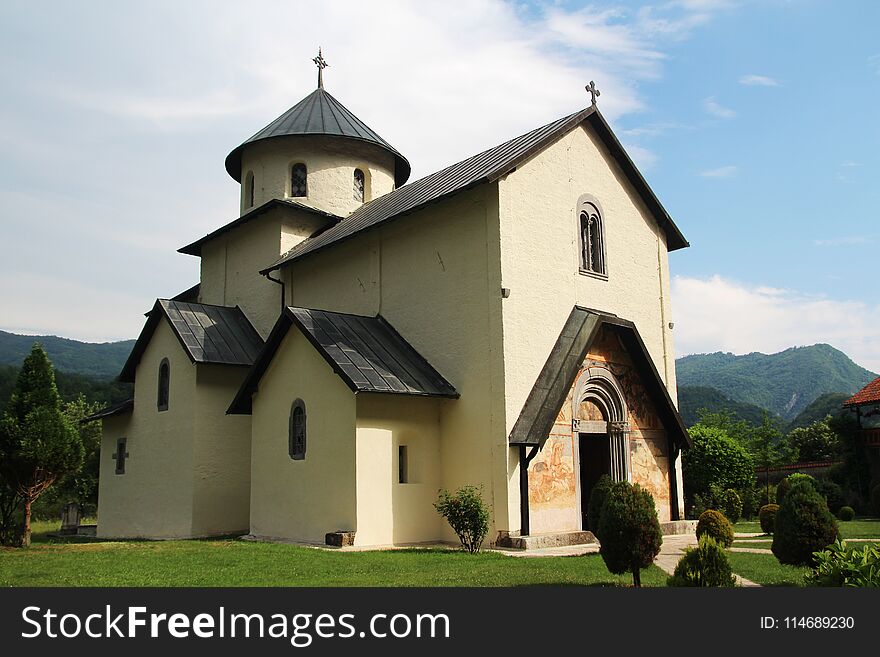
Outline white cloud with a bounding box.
[739,74,780,87]
[703,96,736,118]
[813,236,871,247]
[671,275,880,372]
[840,160,862,168]
[622,143,658,170]
[869,54,880,75]
[699,165,737,178]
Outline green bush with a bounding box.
[696,509,734,548]
[598,481,663,587]
[815,479,844,514]
[667,535,737,587]
[837,506,855,521]
[805,540,880,587]
[772,482,839,566]
[682,425,755,510]
[759,504,779,534]
[739,486,758,520]
[871,484,880,519]
[434,485,489,553]
[776,473,816,506]
[721,488,742,524]
[758,484,776,507]
[586,474,613,538]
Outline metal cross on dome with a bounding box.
[313,48,329,89]
[585,80,600,106]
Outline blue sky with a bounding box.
[0,1,878,369]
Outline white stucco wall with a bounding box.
[282,186,506,545]
[199,205,331,337]
[97,321,196,538]
[498,122,683,531]
[355,394,443,546]
[239,136,396,217]
[249,329,358,543]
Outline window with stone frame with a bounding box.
[157,358,170,412]
[113,438,129,475]
[578,196,607,277]
[353,168,365,202]
[290,163,307,197]
[245,171,255,208]
[289,399,306,460]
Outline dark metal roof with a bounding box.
[82,398,133,423]
[263,106,688,274]
[228,306,459,414]
[508,306,690,450]
[178,199,341,256]
[225,88,411,187]
[119,300,265,383]
[171,283,200,302]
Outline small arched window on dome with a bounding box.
[244,171,255,208]
[578,195,607,277]
[289,399,306,460]
[353,168,365,203]
[290,163,307,197]
[157,358,170,412]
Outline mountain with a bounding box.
[786,392,852,431]
[677,386,775,428]
[676,344,876,421]
[0,330,134,380]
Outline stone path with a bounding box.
[654,533,760,587]
[729,546,772,554]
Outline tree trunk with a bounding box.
[22,496,32,548]
[632,565,641,588]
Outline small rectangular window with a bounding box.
[113,438,128,475]
[398,445,408,484]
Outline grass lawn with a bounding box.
[0,522,669,587]
[733,518,880,540]
[726,552,809,587]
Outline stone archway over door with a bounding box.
[572,367,631,528]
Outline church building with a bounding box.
[92,53,691,548]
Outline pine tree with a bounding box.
[0,344,83,546]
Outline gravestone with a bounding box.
[60,502,82,536]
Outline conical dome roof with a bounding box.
[225,88,411,186]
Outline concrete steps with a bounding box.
[496,530,597,550]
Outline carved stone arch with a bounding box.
[571,366,631,482]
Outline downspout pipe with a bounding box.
[519,444,540,536]
[263,270,286,312]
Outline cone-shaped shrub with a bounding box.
[772,481,838,566]
[597,481,662,587]
[667,535,737,587]
[586,474,613,538]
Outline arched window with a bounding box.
[353,168,365,203]
[157,358,170,411]
[289,399,306,460]
[578,196,606,276]
[290,163,307,197]
[244,171,255,208]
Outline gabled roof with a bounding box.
[178,199,341,257]
[82,398,133,423]
[263,106,688,274]
[508,306,690,449]
[225,88,411,187]
[844,376,880,408]
[119,300,265,383]
[228,306,459,414]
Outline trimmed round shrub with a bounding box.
[871,484,880,519]
[598,481,663,587]
[772,481,839,566]
[586,474,613,538]
[696,509,734,548]
[816,479,844,514]
[721,488,742,524]
[776,473,816,506]
[759,504,779,535]
[667,535,737,587]
[837,506,855,521]
[434,485,489,553]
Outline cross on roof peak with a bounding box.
[313,47,329,89]
[585,80,600,106]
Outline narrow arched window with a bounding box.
[244,171,255,208]
[290,163,307,197]
[578,197,606,276]
[353,168,365,202]
[157,359,170,412]
[289,399,306,460]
